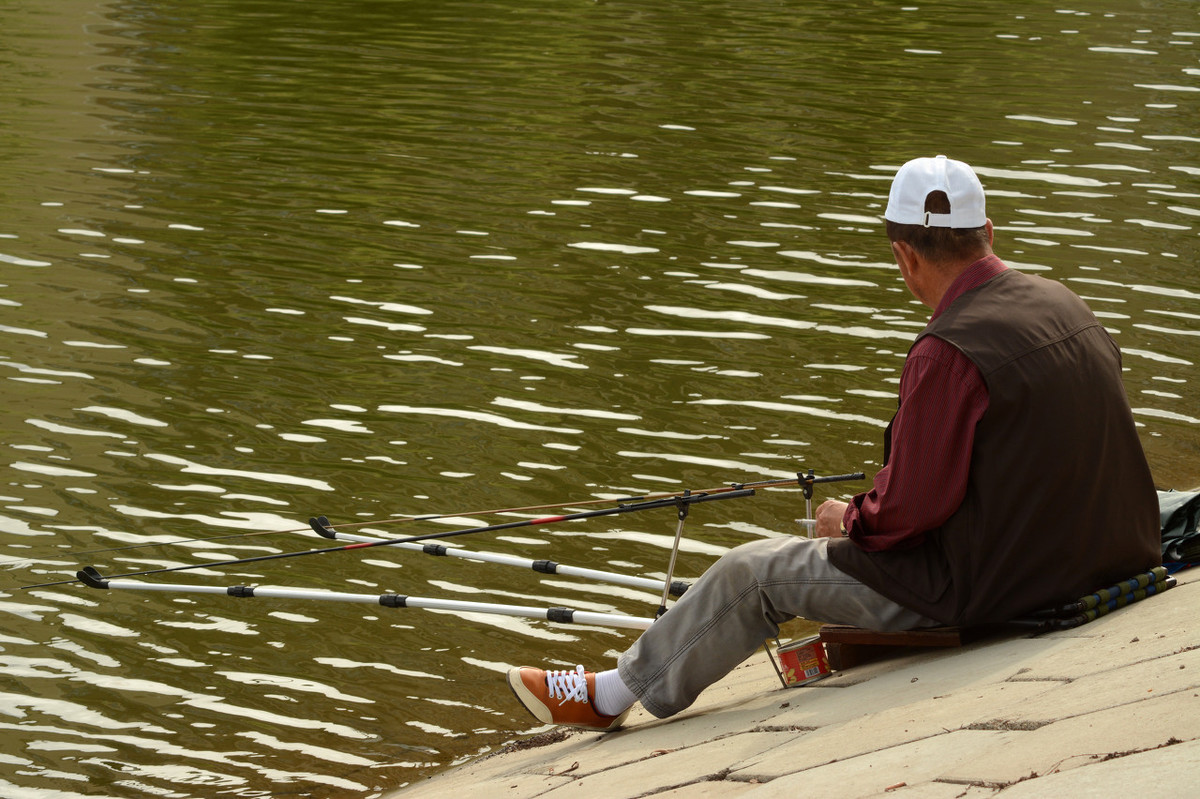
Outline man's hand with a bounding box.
[814,500,850,538]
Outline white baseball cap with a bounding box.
[884,154,986,228]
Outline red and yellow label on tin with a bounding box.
[777,635,831,686]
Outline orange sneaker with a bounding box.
[506,665,630,731]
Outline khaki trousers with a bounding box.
[617,536,937,718]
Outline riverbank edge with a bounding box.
[389,565,1198,797]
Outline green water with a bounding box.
[1,1,1197,795]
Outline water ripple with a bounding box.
[143,455,334,492]
[689,398,890,428]
[377,405,583,434]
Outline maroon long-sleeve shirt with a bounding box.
[843,255,1007,551]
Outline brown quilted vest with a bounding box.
[827,268,1160,626]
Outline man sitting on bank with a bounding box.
[507,154,1162,730]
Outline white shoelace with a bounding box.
[545,665,589,707]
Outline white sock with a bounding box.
[593,668,637,716]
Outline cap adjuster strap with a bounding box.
[923,211,953,228]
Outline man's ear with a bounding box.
[892,239,934,306]
[891,239,918,275]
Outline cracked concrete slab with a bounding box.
[999,646,1200,722]
[986,736,1200,798]
[940,688,1200,786]
[740,680,1055,779]
[535,730,799,798]
[742,729,1016,797]
[646,781,762,797]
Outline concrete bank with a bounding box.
[394,568,1199,798]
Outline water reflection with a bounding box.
[1,0,1198,795]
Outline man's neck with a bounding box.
[929,253,1007,320]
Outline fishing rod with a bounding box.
[308,516,690,598]
[66,471,864,558]
[74,567,655,630]
[22,489,754,590]
[312,468,864,617]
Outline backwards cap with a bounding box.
[884,155,986,229]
